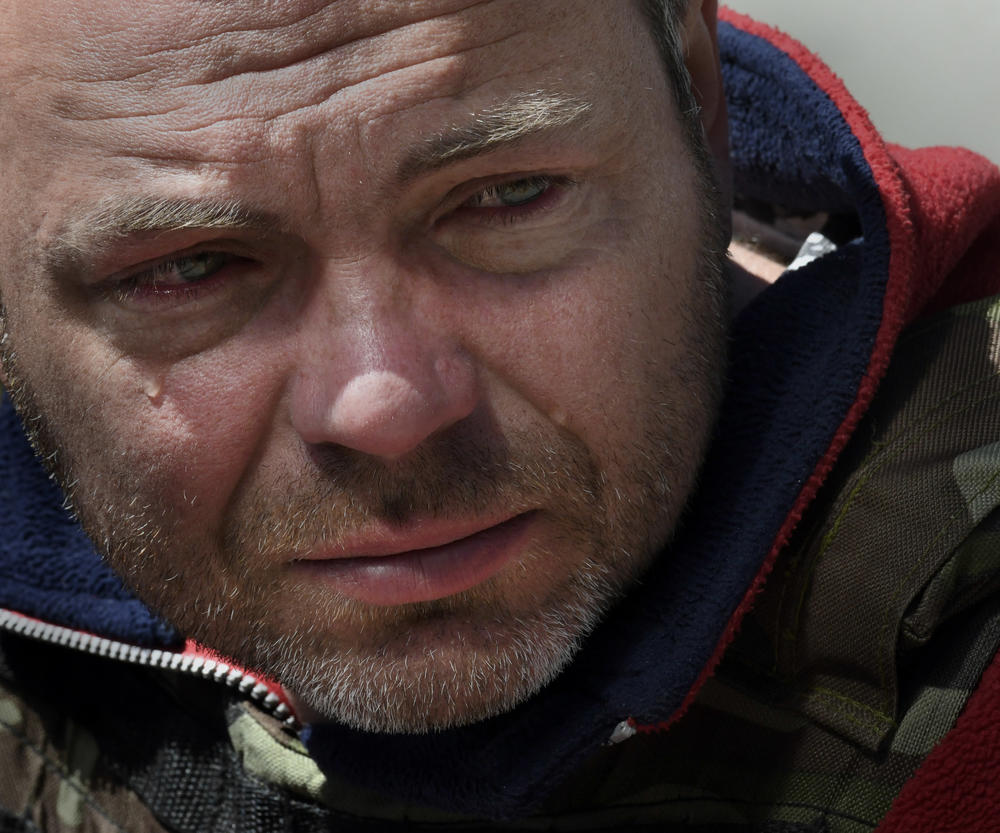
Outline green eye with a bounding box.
[109,250,249,306]
[159,252,232,284]
[495,177,549,206]
[470,176,552,208]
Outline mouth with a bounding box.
[289,512,538,606]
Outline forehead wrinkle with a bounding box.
[396,91,593,182]
[34,0,498,96]
[55,4,402,89]
[154,28,527,138]
[42,11,528,142]
[40,28,540,174]
[137,0,497,86]
[15,4,595,177]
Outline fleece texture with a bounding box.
[876,649,1000,833]
[0,401,178,647]
[1,10,999,823]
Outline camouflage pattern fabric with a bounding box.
[2,296,1000,830]
[0,655,172,833]
[588,294,1000,830]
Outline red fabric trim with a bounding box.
[875,648,1000,832]
[901,142,1000,316]
[184,639,293,713]
[636,6,915,735]
[637,6,989,734]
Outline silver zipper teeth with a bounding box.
[0,608,298,729]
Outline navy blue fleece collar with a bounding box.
[0,400,178,646]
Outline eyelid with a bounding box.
[467,175,553,207]
[96,233,263,283]
[99,245,257,308]
[99,237,248,286]
[127,251,232,283]
[437,173,577,228]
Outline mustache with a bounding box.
[223,422,601,558]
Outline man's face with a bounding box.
[0,0,726,731]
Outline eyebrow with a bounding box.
[42,196,280,278]
[39,92,592,278]
[397,91,593,182]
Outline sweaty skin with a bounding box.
[0,0,728,732]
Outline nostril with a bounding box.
[292,359,478,460]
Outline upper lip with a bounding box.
[289,512,527,561]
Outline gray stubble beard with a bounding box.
[0,125,730,734]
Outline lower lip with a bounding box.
[291,512,537,606]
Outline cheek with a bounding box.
[461,229,702,462]
[10,311,289,538]
[125,344,292,523]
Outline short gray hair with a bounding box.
[638,0,701,133]
[639,0,730,248]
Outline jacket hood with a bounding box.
[2,10,999,820]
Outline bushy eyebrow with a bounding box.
[396,91,593,182]
[38,91,592,279]
[41,196,280,279]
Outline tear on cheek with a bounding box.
[143,375,164,404]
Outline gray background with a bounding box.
[723,0,999,164]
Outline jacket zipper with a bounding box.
[1,606,641,745]
[0,607,298,729]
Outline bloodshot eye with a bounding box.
[110,250,245,304]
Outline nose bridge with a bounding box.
[289,260,478,459]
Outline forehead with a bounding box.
[1,1,649,161]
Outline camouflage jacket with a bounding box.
[3,294,1000,832]
[3,11,1000,832]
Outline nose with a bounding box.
[289,305,478,460]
